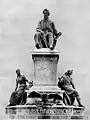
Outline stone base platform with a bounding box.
[26,86,64,106]
[5,105,85,119]
[26,86,64,96]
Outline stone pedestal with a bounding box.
[32,48,59,86]
[5,48,86,119]
[27,48,63,100]
[27,48,64,107]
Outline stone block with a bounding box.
[32,48,59,86]
[73,107,85,115]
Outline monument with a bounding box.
[5,9,86,119]
[5,48,86,119]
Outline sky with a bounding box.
[0,0,90,117]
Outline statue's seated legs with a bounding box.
[8,91,17,106]
[63,92,71,105]
[34,32,48,49]
[69,94,75,105]
[63,90,84,107]
[47,32,54,49]
[20,91,27,105]
[63,92,76,106]
[34,32,55,49]
[71,90,84,107]
[8,89,27,106]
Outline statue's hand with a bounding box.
[40,31,44,35]
[15,88,17,91]
[37,29,44,35]
[29,81,33,88]
[59,32,62,36]
[55,32,62,39]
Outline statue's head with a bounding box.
[16,69,20,75]
[43,9,50,19]
[65,69,73,76]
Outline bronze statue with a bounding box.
[34,9,62,50]
[7,69,33,106]
[58,69,84,107]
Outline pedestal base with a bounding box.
[5,105,86,119]
[5,48,86,119]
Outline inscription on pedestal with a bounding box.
[34,59,57,85]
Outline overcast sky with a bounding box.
[0,0,90,117]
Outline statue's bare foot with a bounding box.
[54,32,62,40]
[36,44,40,49]
[50,46,54,50]
[7,103,16,106]
[79,104,85,108]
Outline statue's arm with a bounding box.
[52,22,58,36]
[52,22,62,38]
[23,75,33,87]
[23,75,29,83]
[71,80,75,89]
[59,76,64,82]
[15,79,18,91]
[36,21,44,34]
[58,76,64,88]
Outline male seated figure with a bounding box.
[34,9,62,49]
[58,69,84,107]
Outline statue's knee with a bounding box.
[36,32,41,36]
[48,32,53,36]
[13,91,17,94]
[34,32,41,40]
[73,90,79,97]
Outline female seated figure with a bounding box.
[7,69,33,106]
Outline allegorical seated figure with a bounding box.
[58,69,84,107]
[34,9,62,50]
[7,69,33,106]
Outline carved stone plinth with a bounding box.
[32,48,59,86]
